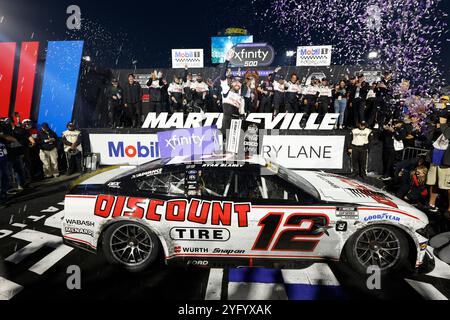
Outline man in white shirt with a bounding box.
[219,49,246,140]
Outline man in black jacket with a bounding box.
[381,119,407,181]
[37,123,59,179]
[123,74,142,128]
[106,79,123,128]
[350,74,370,127]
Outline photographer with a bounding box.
[426,108,450,219]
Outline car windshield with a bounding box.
[277,166,320,199]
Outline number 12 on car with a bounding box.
[252,212,330,252]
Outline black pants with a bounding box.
[351,145,368,178]
[318,97,330,116]
[148,101,163,114]
[221,104,240,142]
[285,99,298,113]
[273,95,284,113]
[383,148,402,178]
[244,97,252,114]
[353,98,366,126]
[301,97,316,115]
[260,96,273,113]
[66,151,82,175]
[125,102,142,127]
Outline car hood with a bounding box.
[297,171,429,224]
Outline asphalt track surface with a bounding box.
[0,178,449,301]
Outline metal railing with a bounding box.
[402,147,429,161]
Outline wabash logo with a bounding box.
[108,141,160,158]
[94,196,251,228]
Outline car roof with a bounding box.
[166,154,268,167]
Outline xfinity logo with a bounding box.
[164,134,207,150]
[230,43,275,67]
[234,48,269,61]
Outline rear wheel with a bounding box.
[102,221,160,272]
[344,225,410,275]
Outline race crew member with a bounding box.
[168,75,185,113]
[272,70,286,115]
[123,73,143,128]
[190,73,209,112]
[146,71,165,115]
[348,121,373,179]
[317,78,332,118]
[220,49,245,140]
[285,73,302,113]
[302,78,320,115]
[257,73,276,114]
[62,122,82,175]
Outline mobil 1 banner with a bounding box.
[261,135,346,170]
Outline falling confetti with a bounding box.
[252,0,448,95]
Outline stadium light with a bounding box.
[286,50,296,57]
[368,51,379,59]
[82,56,91,62]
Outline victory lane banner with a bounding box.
[296,45,332,67]
[261,135,345,169]
[172,49,204,68]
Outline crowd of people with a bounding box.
[0,118,82,204]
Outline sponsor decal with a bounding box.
[296,45,332,66]
[157,126,220,159]
[229,43,275,67]
[107,182,121,189]
[171,49,204,68]
[108,141,159,159]
[94,196,251,228]
[186,260,209,266]
[212,248,245,254]
[64,226,94,237]
[363,213,401,222]
[336,207,359,219]
[174,246,209,253]
[336,221,348,232]
[170,227,231,241]
[89,134,160,165]
[64,219,95,227]
[141,113,338,130]
[131,168,163,179]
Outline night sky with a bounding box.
[0,0,449,83]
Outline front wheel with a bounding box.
[102,221,160,272]
[344,225,410,275]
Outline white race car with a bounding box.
[62,155,432,274]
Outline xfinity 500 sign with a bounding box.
[230,43,275,67]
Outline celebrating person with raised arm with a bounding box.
[219,48,246,141]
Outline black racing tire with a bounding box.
[344,224,410,275]
[102,220,160,272]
